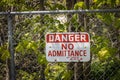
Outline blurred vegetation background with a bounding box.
[0,0,120,80]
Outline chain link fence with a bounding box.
[0,9,120,80]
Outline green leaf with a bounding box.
[0,45,10,61]
[1,50,10,61]
[62,70,73,80]
[74,2,84,9]
[37,53,48,65]
[115,18,120,29]
[98,47,111,61]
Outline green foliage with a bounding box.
[0,0,120,79]
[91,0,119,9]
[17,70,39,80]
[45,63,72,80]
[37,53,48,65]
[14,13,68,79]
[74,2,85,9]
[114,18,120,29]
[96,13,115,25]
[98,47,111,61]
[45,0,66,10]
[0,45,10,61]
[0,0,15,6]
[91,35,110,53]
[91,61,106,79]
[110,67,120,80]
[91,59,120,80]
[70,14,80,31]
[16,40,38,54]
[50,4,66,10]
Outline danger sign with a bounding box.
[45,32,90,62]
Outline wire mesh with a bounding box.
[0,10,120,80]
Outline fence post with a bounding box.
[7,12,15,80]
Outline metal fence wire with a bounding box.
[0,9,120,80]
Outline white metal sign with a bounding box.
[45,32,90,62]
